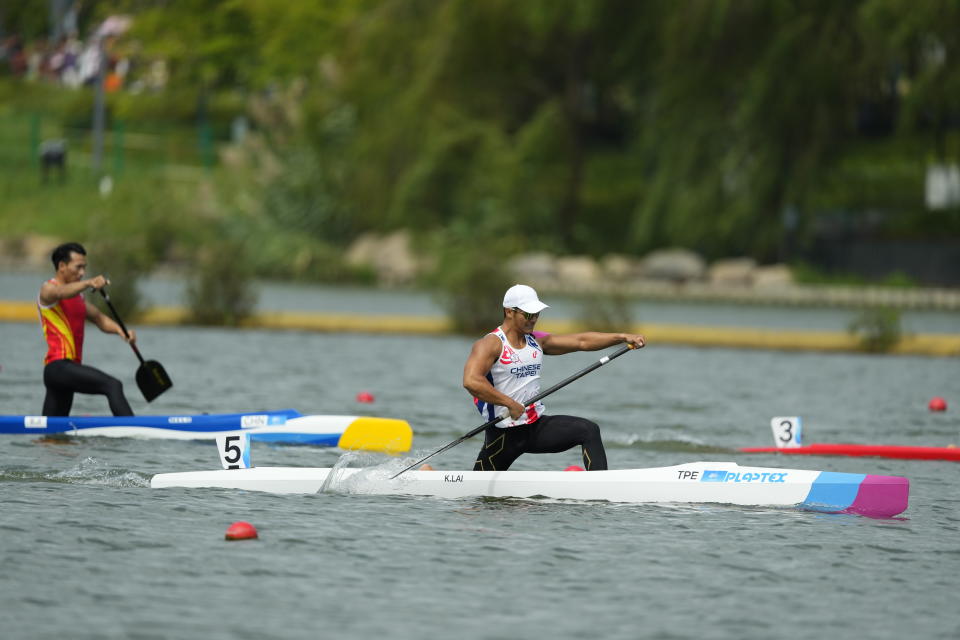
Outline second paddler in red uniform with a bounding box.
[37,242,137,416]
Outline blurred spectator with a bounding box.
[3,34,27,76]
[47,36,67,78]
[77,40,101,85]
[40,139,67,184]
[146,59,168,91]
[104,68,121,92]
[59,36,82,87]
[1,10,137,87]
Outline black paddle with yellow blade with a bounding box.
[391,343,636,479]
[98,288,172,402]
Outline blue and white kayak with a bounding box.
[151,460,909,518]
[0,410,412,453]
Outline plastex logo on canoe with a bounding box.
[701,470,787,483]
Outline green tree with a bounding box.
[632,1,876,260]
[859,0,960,160]
[15,0,959,282]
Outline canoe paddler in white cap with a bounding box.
[463,284,644,471]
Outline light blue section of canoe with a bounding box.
[800,471,865,513]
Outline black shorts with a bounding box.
[473,414,607,471]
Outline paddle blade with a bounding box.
[337,417,412,455]
[136,360,173,402]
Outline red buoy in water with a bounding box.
[564,465,585,472]
[929,396,947,412]
[356,391,375,404]
[225,521,258,540]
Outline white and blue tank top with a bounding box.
[473,327,545,427]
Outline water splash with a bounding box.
[317,450,361,493]
[314,453,417,495]
[47,457,150,488]
[340,462,406,494]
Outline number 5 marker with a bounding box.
[217,433,252,469]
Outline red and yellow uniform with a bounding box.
[37,279,86,364]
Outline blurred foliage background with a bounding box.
[2,0,959,302]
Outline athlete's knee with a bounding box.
[102,377,130,405]
[578,418,601,440]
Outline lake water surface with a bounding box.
[1,289,959,639]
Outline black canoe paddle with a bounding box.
[98,288,172,402]
[391,342,636,478]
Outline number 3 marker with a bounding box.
[770,417,802,448]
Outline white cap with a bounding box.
[502,284,549,314]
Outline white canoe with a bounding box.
[151,461,909,518]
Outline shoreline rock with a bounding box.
[5,233,959,310]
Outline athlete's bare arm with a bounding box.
[85,301,136,343]
[463,334,525,419]
[539,332,645,356]
[38,275,108,306]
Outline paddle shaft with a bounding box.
[98,289,145,365]
[391,343,635,478]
